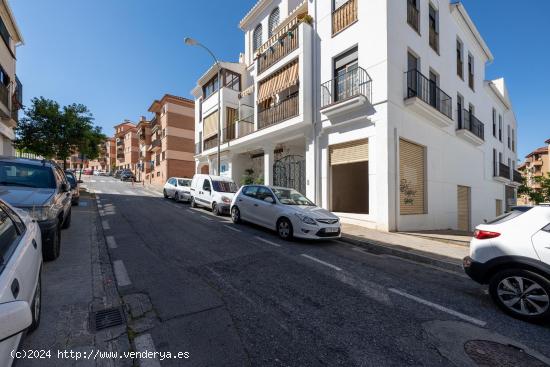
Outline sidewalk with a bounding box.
[19,192,131,367]
[340,223,469,271]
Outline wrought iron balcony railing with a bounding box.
[258,92,299,129]
[406,69,452,119]
[321,66,372,109]
[458,109,485,141]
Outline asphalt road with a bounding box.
[85,176,550,366]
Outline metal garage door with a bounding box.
[329,139,369,165]
[457,185,471,231]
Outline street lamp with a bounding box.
[184,37,222,176]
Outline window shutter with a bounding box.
[329,139,368,165]
[399,139,426,215]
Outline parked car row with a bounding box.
[0,156,81,366]
[113,169,135,182]
[163,174,342,241]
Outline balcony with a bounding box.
[405,69,453,127]
[150,139,161,151]
[258,92,299,129]
[222,123,236,143]
[116,152,124,160]
[195,141,202,155]
[496,162,510,182]
[203,136,219,151]
[332,0,357,36]
[407,2,420,33]
[513,170,523,184]
[257,24,299,75]
[320,66,372,118]
[456,109,484,145]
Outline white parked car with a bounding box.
[463,205,550,323]
[0,199,42,366]
[190,174,238,215]
[163,177,192,202]
[230,185,341,240]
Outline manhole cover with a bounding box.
[90,307,125,331]
[464,340,547,367]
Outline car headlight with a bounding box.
[221,196,231,204]
[23,206,57,221]
[295,213,317,225]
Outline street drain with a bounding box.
[90,307,125,331]
[464,340,547,367]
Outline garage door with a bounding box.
[329,139,368,166]
[457,185,471,232]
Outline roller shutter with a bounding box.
[457,185,471,231]
[329,139,368,166]
[496,199,502,217]
[399,139,426,215]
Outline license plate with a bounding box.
[325,227,339,233]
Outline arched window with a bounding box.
[253,24,262,52]
[268,7,280,37]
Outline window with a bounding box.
[0,162,56,189]
[268,7,280,37]
[456,39,464,79]
[334,46,358,102]
[224,70,241,91]
[0,17,10,51]
[0,205,19,270]
[202,179,211,191]
[493,149,497,176]
[428,4,439,52]
[493,108,497,138]
[507,125,511,149]
[407,51,418,72]
[243,185,259,198]
[457,94,463,127]
[407,0,420,32]
[399,139,426,215]
[0,65,10,87]
[498,115,502,141]
[256,187,275,201]
[161,151,165,161]
[512,129,515,152]
[253,24,262,52]
[212,180,238,193]
[468,54,474,90]
[203,74,219,99]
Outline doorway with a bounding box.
[457,185,471,231]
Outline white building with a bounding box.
[192,0,520,232]
[0,0,23,156]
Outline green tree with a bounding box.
[520,173,550,204]
[14,97,102,169]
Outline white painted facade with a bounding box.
[192,0,519,232]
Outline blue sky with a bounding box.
[10,0,550,160]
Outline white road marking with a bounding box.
[254,236,282,247]
[224,225,242,232]
[134,334,161,367]
[200,215,213,221]
[113,260,131,287]
[388,288,487,327]
[89,180,96,182]
[101,220,110,230]
[301,254,342,271]
[106,235,117,249]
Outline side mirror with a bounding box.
[264,196,275,204]
[0,301,32,341]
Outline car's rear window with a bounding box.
[0,162,56,189]
[178,179,191,186]
[486,209,529,225]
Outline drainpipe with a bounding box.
[312,0,321,205]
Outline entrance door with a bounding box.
[330,139,369,213]
[457,185,471,231]
[273,155,305,194]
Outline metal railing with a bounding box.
[151,139,161,149]
[407,2,419,32]
[321,66,372,109]
[0,82,8,110]
[513,170,522,184]
[258,25,299,74]
[332,0,357,35]
[258,92,299,129]
[459,109,485,141]
[499,163,510,180]
[406,69,452,119]
[203,136,219,151]
[237,120,255,138]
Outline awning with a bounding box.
[203,110,219,139]
[257,61,299,103]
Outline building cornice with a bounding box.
[239,0,270,30]
[450,2,493,63]
[2,0,24,44]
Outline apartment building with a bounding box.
[0,0,23,155]
[192,0,519,231]
[114,120,139,171]
[145,94,195,186]
[136,117,152,182]
[518,143,549,205]
[105,137,116,173]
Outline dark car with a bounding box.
[65,170,82,206]
[113,170,123,179]
[120,171,135,182]
[0,157,72,261]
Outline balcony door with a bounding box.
[334,47,358,102]
[429,70,439,110]
[407,52,418,96]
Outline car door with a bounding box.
[252,187,280,228]
[532,223,550,264]
[166,178,175,197]
[201,178,213,207]
[237,186,258,222]
[0,205,38,362]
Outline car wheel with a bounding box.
[43,222,61,261]
[28,272,42,332]
[277,218,293,241]
[163,189,168,198]
[489,268,550,323]
[191,197,197,208]
[212,203,222,216]
[174,192,179,202]
[61,209,71,229]
[231,206,241,224]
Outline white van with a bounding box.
[190,174,238,215]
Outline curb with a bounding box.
[339,234,464,273]
[398,232,470,247]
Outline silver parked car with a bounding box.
[230,185,341,240]
[163,177,192,202]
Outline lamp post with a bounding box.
[184,37,222,176]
